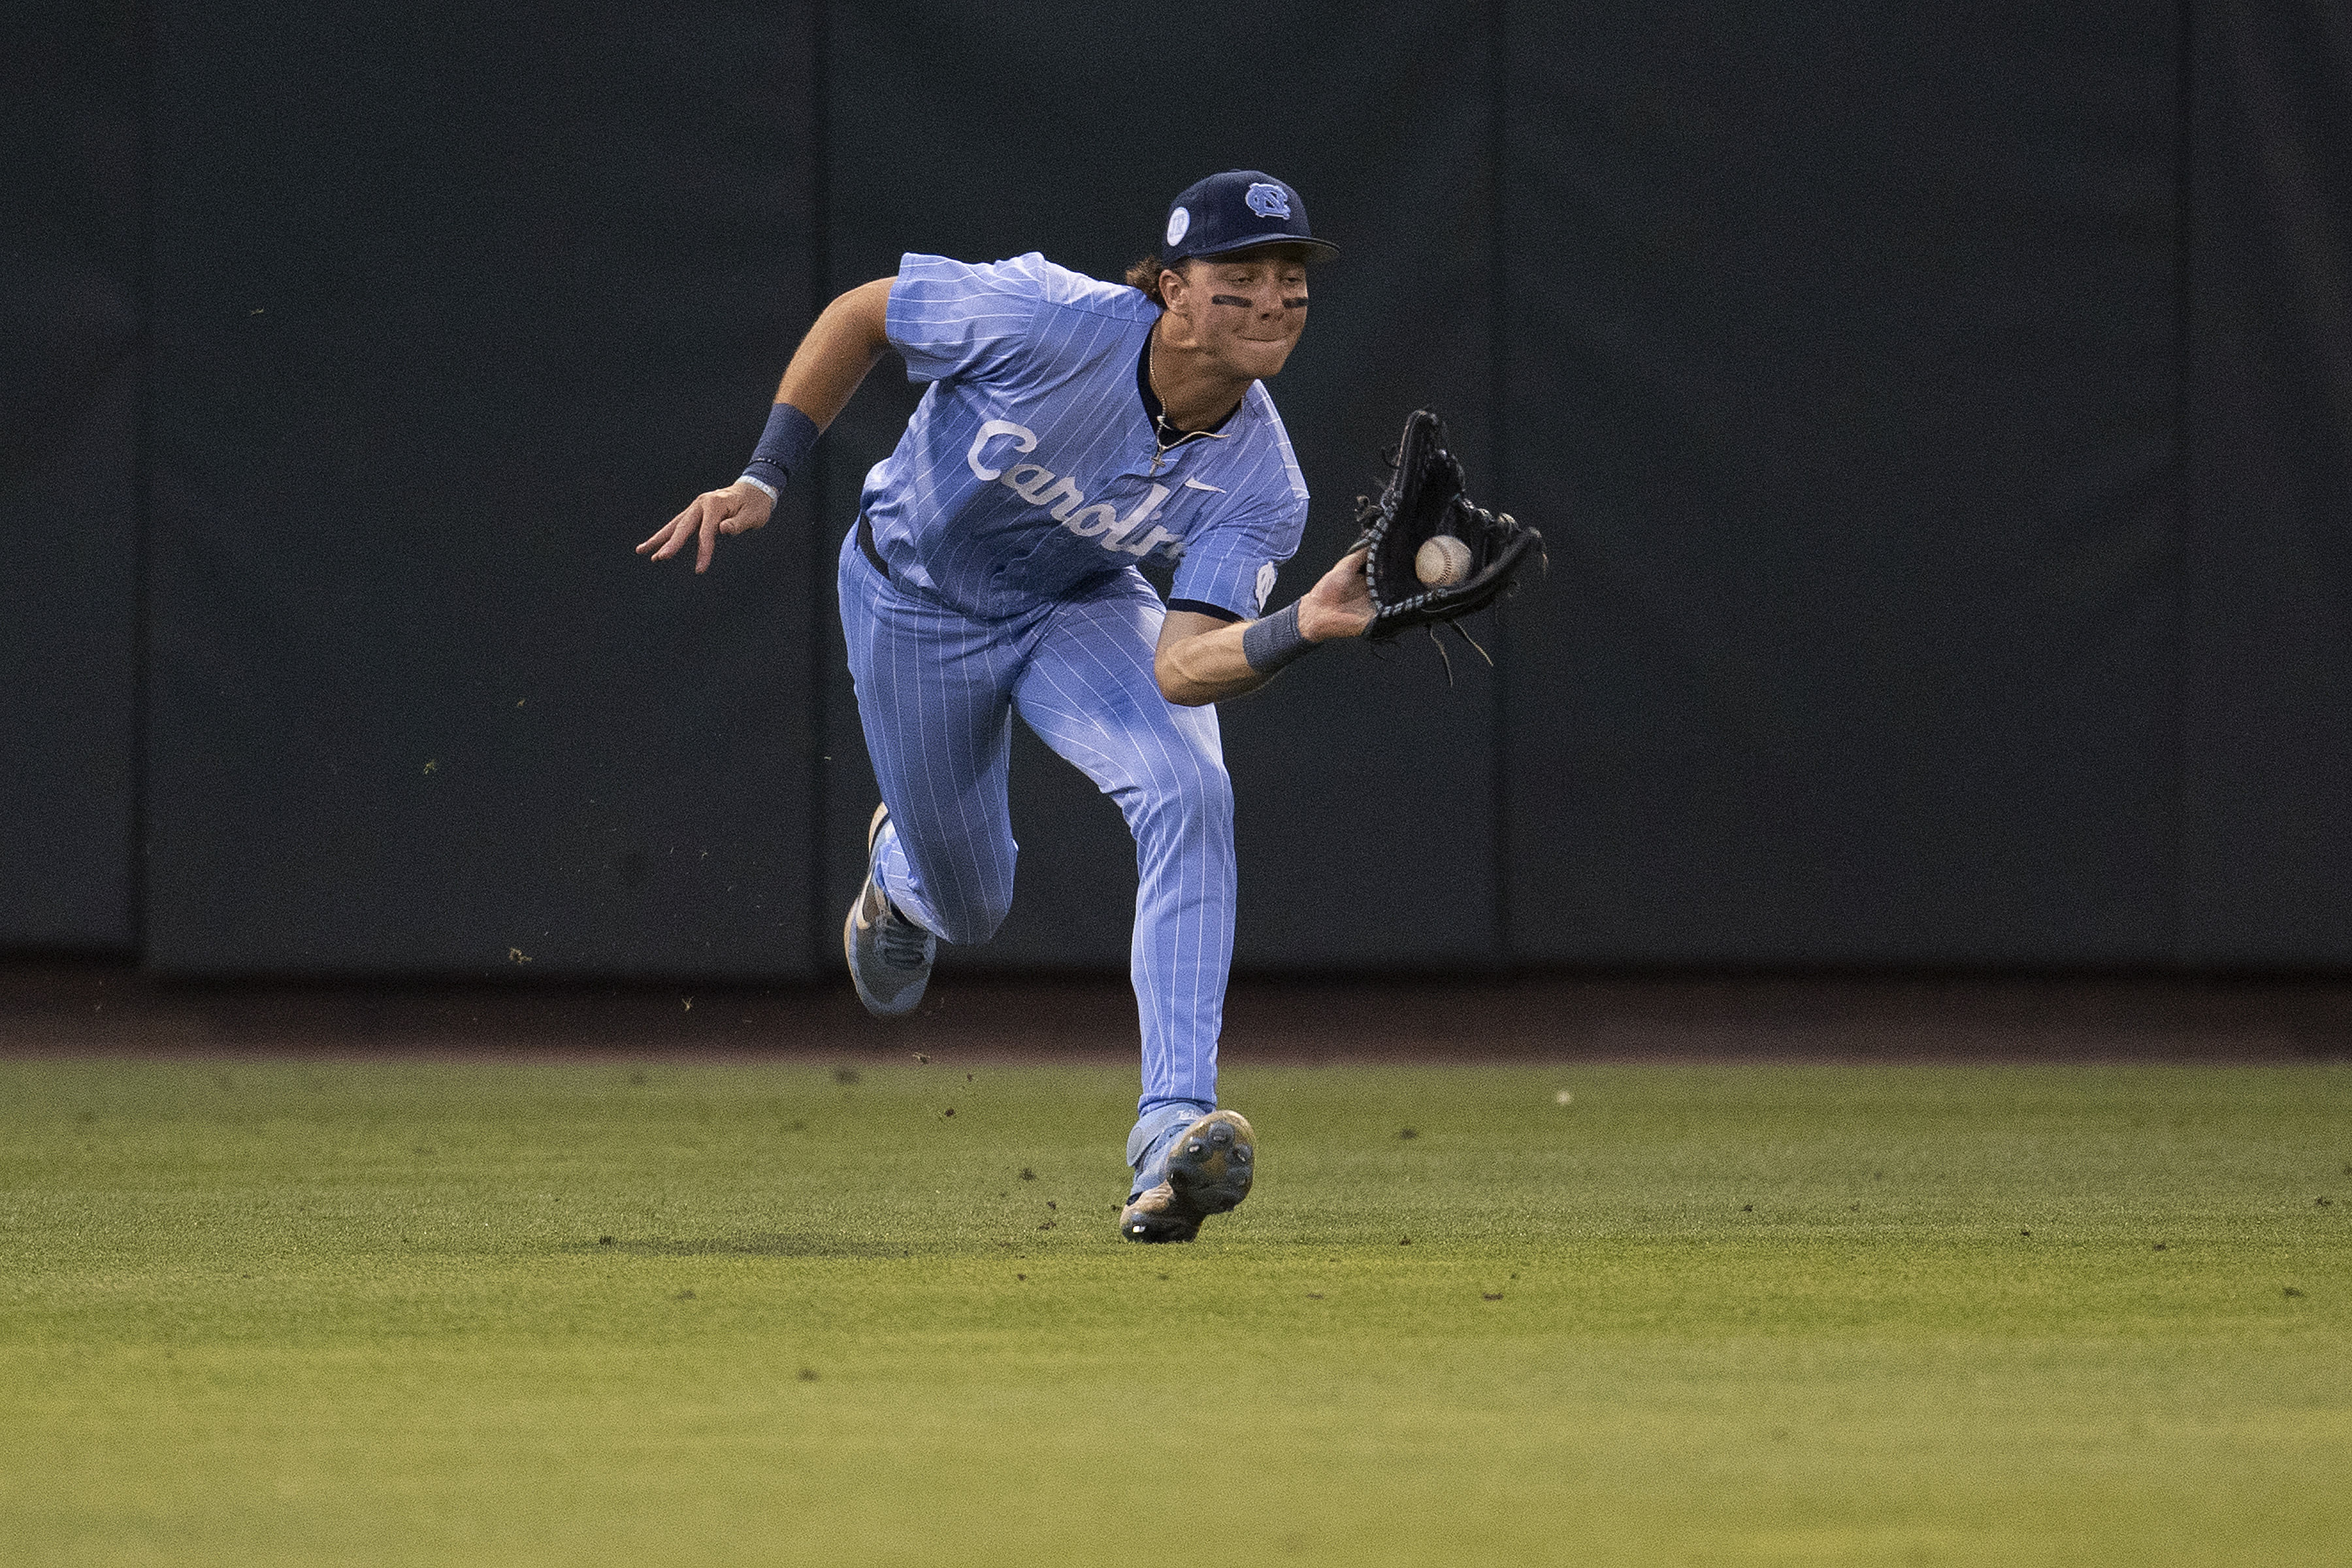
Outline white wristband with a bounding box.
[738,473,779,500]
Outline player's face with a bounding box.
[1176,251,1311,379]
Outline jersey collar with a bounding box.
[1135,328,1243,460]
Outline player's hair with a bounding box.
[1126,253,1184,306]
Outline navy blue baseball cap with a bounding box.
[1160,171,1338,264]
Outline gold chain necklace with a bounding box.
[1147,327,1226,474]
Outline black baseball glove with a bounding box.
[1353,408,1541,643]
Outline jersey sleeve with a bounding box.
[886,253,1050,387]
[1169,500,1308,622]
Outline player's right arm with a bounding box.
[1155,547,1372,706]
[638,276,896,574]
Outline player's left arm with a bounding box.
[639,276,894,572]
[1154,547,1373,706]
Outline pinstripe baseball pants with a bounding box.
[838,529,1234,1116]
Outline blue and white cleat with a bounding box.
[1119,1108,1256,1243]
[843,804,935,1017]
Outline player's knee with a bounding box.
[1137,758,1233,843]
[930,910,1004,945]
[962,895,1016,945]
[924,884,1014,946]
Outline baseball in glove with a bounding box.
[1353,408,1541,650]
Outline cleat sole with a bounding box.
[1117,1110,1255,1243]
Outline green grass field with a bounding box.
[1,1056,2345,1565]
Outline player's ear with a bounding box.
[1158,259,1194,312]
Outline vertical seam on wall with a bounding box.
[808,0,834,977]
[132,0,157,965]
[2170,0,2195,967]
[1488,0,1512,970]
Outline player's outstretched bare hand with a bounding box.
[638,481,775,574]
[1298,547,1374,642]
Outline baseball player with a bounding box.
[640,171,1373,1241]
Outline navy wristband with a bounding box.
[740,401,819,495]
[1241,600,1318,675]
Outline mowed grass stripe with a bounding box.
[0,1060,2345,1566]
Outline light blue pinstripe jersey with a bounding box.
[860,252,1310,621]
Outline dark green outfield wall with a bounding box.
[6,1,2349,976]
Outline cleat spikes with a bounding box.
[1119,1110,1256,1243]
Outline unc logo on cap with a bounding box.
[1159,170,1337,263]
[1245,182,1292,220]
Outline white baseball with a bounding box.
[1414,534,1472,587]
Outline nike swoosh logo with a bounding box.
[1182,478,1224,493]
